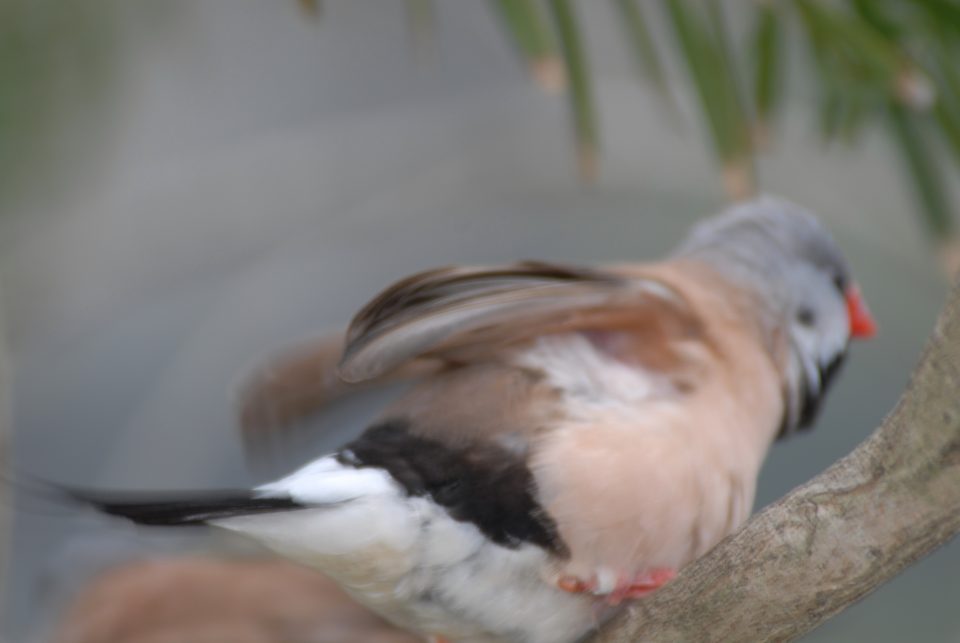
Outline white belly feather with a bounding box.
[213,457,596,643]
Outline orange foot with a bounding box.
[556,567,676,606]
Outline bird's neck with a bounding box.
[664,256,802,447]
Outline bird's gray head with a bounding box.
[676,196,876,437]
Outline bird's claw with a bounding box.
[555,567,676,605]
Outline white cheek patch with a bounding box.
[790,294,848,384]
[782,288,850,433]
[817,297,851,365]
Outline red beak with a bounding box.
[845,284,877,339]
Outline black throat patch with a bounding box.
[338,418,568,556]
[777,348,848,440]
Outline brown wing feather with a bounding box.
[339,260,685,383]
[345,261,621,346]
[237,330,440,441]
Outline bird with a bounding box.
[62,196,876,643]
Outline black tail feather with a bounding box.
[64,488,305,526]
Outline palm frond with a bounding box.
[548,0,598,180]
[491,0,566,91]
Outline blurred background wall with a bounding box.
[0,1,956,640]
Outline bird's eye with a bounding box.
[832,274,845,292]
[796,307,816,326]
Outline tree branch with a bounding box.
[591,281,960,642]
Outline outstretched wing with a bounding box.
[238,330,440,441]
[339,260,684,382]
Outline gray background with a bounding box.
[1,2,955,640]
